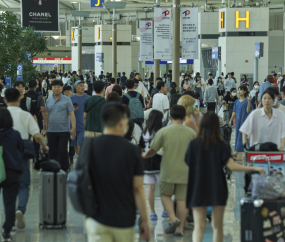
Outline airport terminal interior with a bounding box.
[2,0,285,241]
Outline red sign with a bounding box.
[247,152,284,163]
[33,58,71,61]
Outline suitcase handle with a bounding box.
[252,155,270,172]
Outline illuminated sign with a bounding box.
[220,11,225,29]
[33,58,72,64]
[97,27,100,40]
[236,11,249,29]
[71,29,75,41]
[90,0,104,8]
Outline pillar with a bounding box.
[112,9,117,78]
[154,60,160,79]
[77,2,82,71]
[172,0,180,87]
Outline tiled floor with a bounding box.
[0,127,243,242]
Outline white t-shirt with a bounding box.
[277,104,285,115]
[239,107,285,149]
[7,106,39,140]
[152,93,170,114]
[42,79,47,88]
[135,81,149,98]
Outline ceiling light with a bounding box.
[71,2,78,3]
[109,37,113,40]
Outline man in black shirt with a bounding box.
[0,84,6,108]
[149,77,163,106]
[85,103,149,241]
[223,87,237,125]
[14,81,37,121]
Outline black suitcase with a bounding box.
[241,198,285,242]
[221,125,232,144]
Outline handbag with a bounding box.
[67,137,98,217]
[22,140,35,160]
[0,146,6,183]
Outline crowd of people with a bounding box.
[3,68,285,242]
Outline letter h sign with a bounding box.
[236,11,249,29]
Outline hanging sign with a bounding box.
[90,0,104,7]
[139,20,153,61]
[181,7,198,59]
[154,8,172,60]
[21,0,59,31]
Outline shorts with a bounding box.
[84,131,102,138]
[160,181,187,201]
[218,90,225,96]
[71,130,84,147]
[143,174,160,184]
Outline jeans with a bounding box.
[17,159,30,214]
[207,102,216,113]
[226,108,233,124]
[1,169,21,234]
[194,87,203,101]
[48,132,70,171]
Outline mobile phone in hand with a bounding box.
[73,103,78,107]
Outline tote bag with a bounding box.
[0,146,6,183]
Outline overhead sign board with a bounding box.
[212,46,221,60]
[90,0,104,7]
[96,53,103,62]
[236,11,249,29]
[33,58,72,64]
[21,0,59,31]
[255,42,264,58]
[17,65,23,81]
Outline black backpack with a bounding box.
[67,137,98,217]
[248,142,278,151]
[25,91,43,128]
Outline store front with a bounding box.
[33,58,72,73]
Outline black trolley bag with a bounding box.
[39,160,67,229]
[241,155,285,242]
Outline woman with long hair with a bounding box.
[177,95,200,133]
[229,85,251,161]
[185,112,265,242]
[143,110,168,220]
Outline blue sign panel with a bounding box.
[17,75,22,81]
[90,0,104,8]
[96,53,103,62]
[212,47,219,60]
[255,42,264,58]
[5,77,11,87]
[145,58,193,65]
[17,65,23,71]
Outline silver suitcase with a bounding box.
[39,170,67,229]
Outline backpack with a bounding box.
[25,91,43,128]
[67,137,98,217]
[124,92,144,121]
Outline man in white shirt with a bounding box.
[179,73,185,90]
[277,72,283,90]
[152,82,169,114]
[134,73,149,100]
[5,88,49,230]
[224,73,236,95]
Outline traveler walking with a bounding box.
[193,75,205,101]
[229,86,251,160]
[134,73,149,102]
[46,80,76,172]
[280,86,285,106]
[83,81,106,137]
[186,112,265,242]
[223,88,238,125]
[265,86,285,114]
[143,105,196,236]
[70,80,90,155]
[5,88,48,230]
[240,89,285,150]
[224,73,235,95]
[255,75,273,105]
[85,103,150,242]
[149,77,163,106]
[203,79,219,112]
[105,78,116,99]
[25,80,47,163]
[0,108,24,242]
[152,82,169,114]
[119,72,127,90]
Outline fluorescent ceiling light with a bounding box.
[71,1,78,3]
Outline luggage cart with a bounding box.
[245,151,285,177]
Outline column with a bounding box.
[77,2,82,71]
[154,59,160,79]
[172,0,180,87]
[112,9,117,77]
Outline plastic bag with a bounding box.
[218,106,225,119]
[252,175,285,200]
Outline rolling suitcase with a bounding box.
[39,170,67,229]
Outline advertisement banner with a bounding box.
[154,8,172,60]
[181,8,198,59]
[139,20,153,62]
[22,0,59,32]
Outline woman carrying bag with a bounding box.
[0,108,24,242]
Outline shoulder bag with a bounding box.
[87,98,104,113]
[0,146,6,183]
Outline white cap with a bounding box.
[181,73,185,76]
[278,72,281,75]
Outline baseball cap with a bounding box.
[51,80,63,86]
[28,79,37,88]
[181,73,185,76]
[74,80,85,87]
[278,72,281,75]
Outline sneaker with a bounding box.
[2,233,12,242]
[15,210,25,229]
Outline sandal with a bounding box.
[150,213,158,221]
[166,219,180,234]
[174,232,184,237]
[162,211,169,218]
